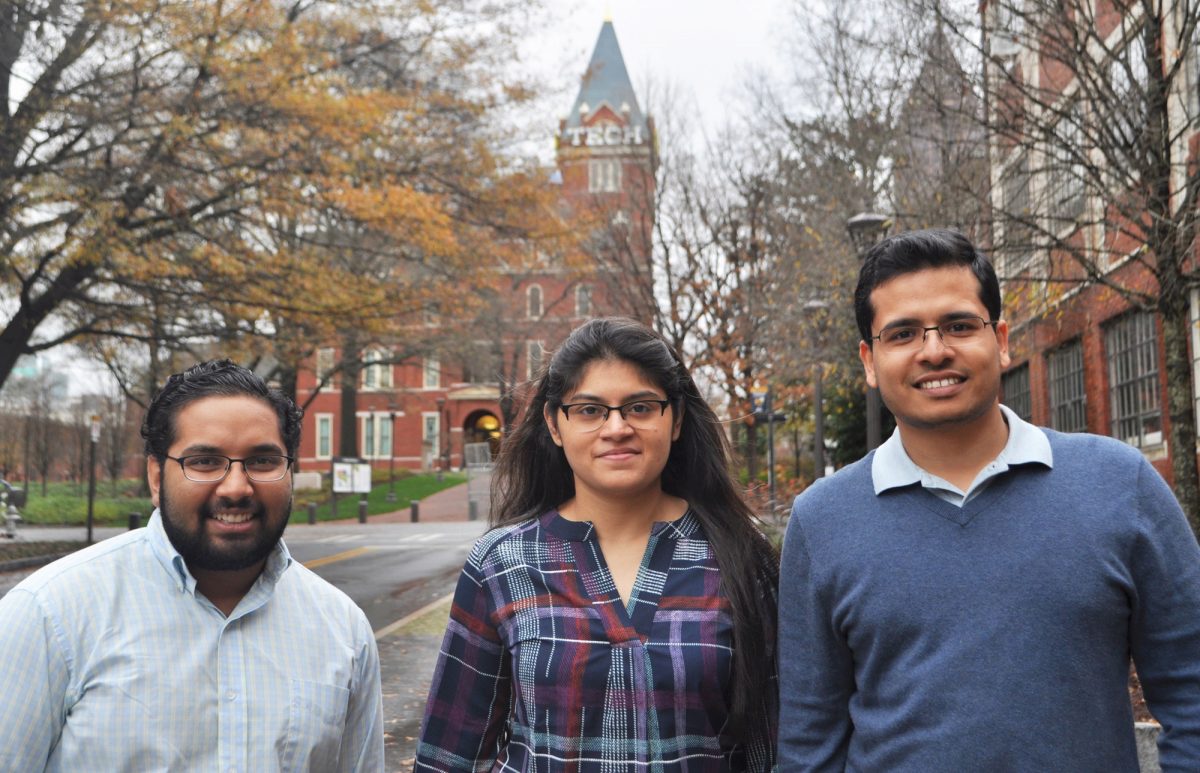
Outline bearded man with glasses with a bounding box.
[778,229,1200,771]
[0,359,383,771]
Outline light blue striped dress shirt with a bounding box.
[0,510,383,772]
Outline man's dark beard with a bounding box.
[158,477,291,572]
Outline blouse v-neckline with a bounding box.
[544,509,694,641]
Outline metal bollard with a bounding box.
[128,512,141,530]
[3,503,21,539]
[468,499,478,522]
[358,499,368,524]
[307,502,317,525]
[410,500,420,523]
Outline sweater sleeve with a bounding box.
[413,557,512,772]
[1128,458,1200,773]
[777,494,854,772]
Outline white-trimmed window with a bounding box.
[316,414,333,459]
[1106,311,1162,448]
[361,348,392,390]
[575,284,593,318]
[588,158,621,193]
[462,342,497,384]
[1192,290,1200,434]
[359,413,392,459]
[316,348,335,381]
[1105,30,1148,189]
[1048,339,1087,433]
[1190,26,1200,117]
[527,284,543,318]
[526,340,545,380]
[989,0,1024,58]
[1048,103,1085,225]
[423,357,440,389]
[1000,152,1036,280]
[1001,363,1032,421]
[422,413,440,460]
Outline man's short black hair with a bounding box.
[853,228,1002,344]
[141,359,303,459]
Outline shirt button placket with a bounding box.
[217,621,248,773]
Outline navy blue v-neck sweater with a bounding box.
[779,429,1200,772]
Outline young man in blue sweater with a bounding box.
[778,229,1200,771]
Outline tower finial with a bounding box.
[604,4,613,22]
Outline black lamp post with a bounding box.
[846,211,892,452]
[86,415,99,545]
[434,396,446,480]
[386,400,398,502]
[803,299,829,479]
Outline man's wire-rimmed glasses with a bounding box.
[166,454,294,483]
[870,315,998,352]
[559,399,671,432]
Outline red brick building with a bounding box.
[294,20,656,473]
[982,0,1200,482]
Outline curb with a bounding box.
[374,593,454,640]
[0,551,74,574]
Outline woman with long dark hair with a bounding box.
[414,317,778,772]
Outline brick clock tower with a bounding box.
[556,19,657,322]
[294,19,656,474]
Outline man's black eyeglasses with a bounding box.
[870,316,998,351]
[166,454,294,483]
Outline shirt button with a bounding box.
[226,691,237,701]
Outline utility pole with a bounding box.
[86,415,100,545]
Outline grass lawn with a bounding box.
[11,478,154,527]
[5,472,466,527]
[294,472,466,522]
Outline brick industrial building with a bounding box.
[982,0,1200,483]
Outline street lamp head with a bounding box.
[846,212,892,259]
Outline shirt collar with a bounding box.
[543,508,699,541]
[871,403,1053,496]
[146,508,293,595]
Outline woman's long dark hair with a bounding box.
[491,317,779,753]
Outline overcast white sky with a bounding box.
[521,0,796,156]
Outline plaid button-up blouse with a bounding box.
[414,509,775,772]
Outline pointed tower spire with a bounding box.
[562,20,647,140]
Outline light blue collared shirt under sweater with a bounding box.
[871,403,1053,505]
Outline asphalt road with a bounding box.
[284,520,484,631]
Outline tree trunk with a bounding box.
[339,333,361,458]
[277,363,298,407]
[1161,299,1200,538]
[0,259,97,391]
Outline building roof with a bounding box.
[563,21,647,133]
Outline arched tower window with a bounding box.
[527,284,543,318]
[575,284,593,318]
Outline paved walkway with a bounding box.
[366,474,490,524]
